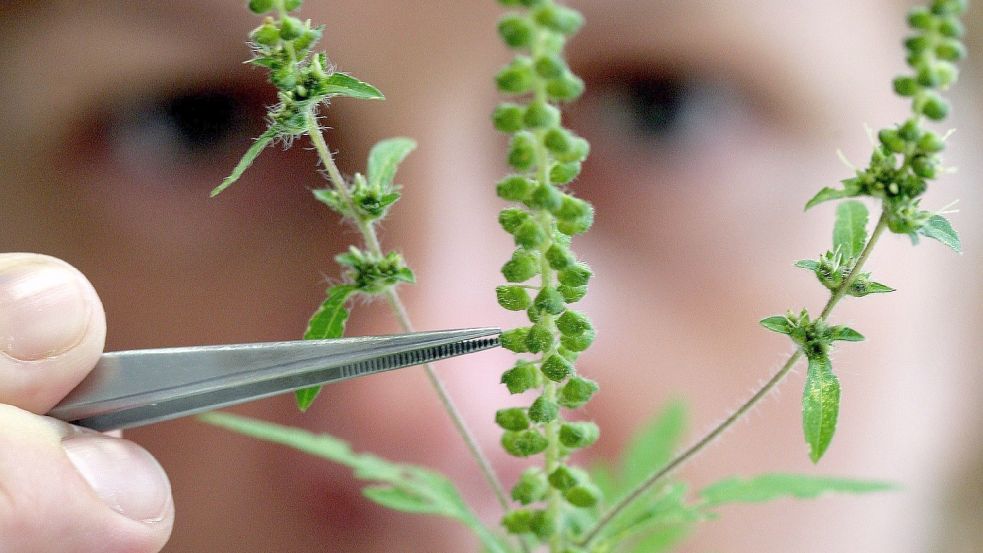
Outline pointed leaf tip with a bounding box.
[802,356,840,463]
[918,214,961,253]
[323,73,385,100]
[833,200,869,259]
[760,316,793,335]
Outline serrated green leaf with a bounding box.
[794,260,819,271]
[212,127,278,197]
[805,187,851,210]
[367,137,417,189]
[760,316,792,335]
[865,281,895,294]
[323,72,385,100]
[199,412,511,553]
[833,200,868,259]
[802,356,840,463]
[698,473,896,507]
[830,326,864,342]
[296,284,357,410]
[918,214,961,253]
[594,483,702,551]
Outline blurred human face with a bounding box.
[1,1,979,552]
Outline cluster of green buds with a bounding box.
[492,0,601,545]
[806,0,965,244]
[761,310,864,362]
[794,246,895,297]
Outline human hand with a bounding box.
[0,253,173,553]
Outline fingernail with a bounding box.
[63,435,172,523]
[0,255,91,361]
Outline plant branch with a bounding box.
[304,111,512,512]
[579,210,891,547]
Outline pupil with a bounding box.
[625,75,687,138]
[164,91,242,150]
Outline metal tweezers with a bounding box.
[47,328,500,432]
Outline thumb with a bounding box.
[0,406,174,553]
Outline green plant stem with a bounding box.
[303,111,512,512]
[579,211,890,547]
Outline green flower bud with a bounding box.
[495,407,531,431]
[502,509,534,534]
[905,35,931,55]
[498,14,535,49]
[546,72,585,102]
[877,129,906,153]
[556,309,592,336]
[523,101,561,129]
[920,92,950,120]
[502,360,541,393]
[558,263,592,287]
[539,31,567,56]
[911,154,938,179]
[559,421,600,449]
[502,428,549,457]
[938,16,965,38]
[248,0,275,14]
[559,376,598,408]
[497,175,535,202]
[546,243,575,270]
[526,183,564,212]
[497,285,533,311]
[514,219,548,249]
[917,131,945,153]
[548,465,581,491]
[496,58,535,95]
[935,61,959,87]
[561,326,595,352]
[898,118,922,141]
[511,468,548,505]
[279,16,305,40]
[500,328,532,354]
[251,22,282,46]
[564,482,601,508]
[916,64,942,87]
[543,127,572,154]
[526,304,543,323]
[517,0,547,7]
[283,0,303,9]
[526,319,555,353]
[558,284,587,303]
[534,55,566,79]
[540,353,572,381]
[533,4,585,35]
[557,346,579,362]
[931,0,967,16]
[493,103,527,133]
[892,76,919,97]
[906,7,934,29]
[555,197,594,235]
[555,137,590,163]
[550,161,582,185]
[528,395,560,422]
[508,131,538,171]
[499,207,531,234]
[529,509,555,541]
[936,39,967,61]
[502,249,539,282]
[534,287,566,315]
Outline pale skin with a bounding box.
[0,1,980,552]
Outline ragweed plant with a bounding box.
[202,0,968,552]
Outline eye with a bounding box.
[577,63,753,154]
[103,81,271,173]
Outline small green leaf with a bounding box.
[212,127,278,197]
[918,214,961,253]
[297,284,357,410]
[794,260,820,271]
[805,187,851,210]
[367,138,417,189]
[830,326,864,342]
[802,356,840,463]
[699,473,896,507]
[760,316,792,335]
[865,281,896,294]
[323,72,385,100]
[199,413,511,553]
[833,200,869,259]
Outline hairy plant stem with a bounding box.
[303,111,511,512]
[580,212,890,547]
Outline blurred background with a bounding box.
[1,1,980,551]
